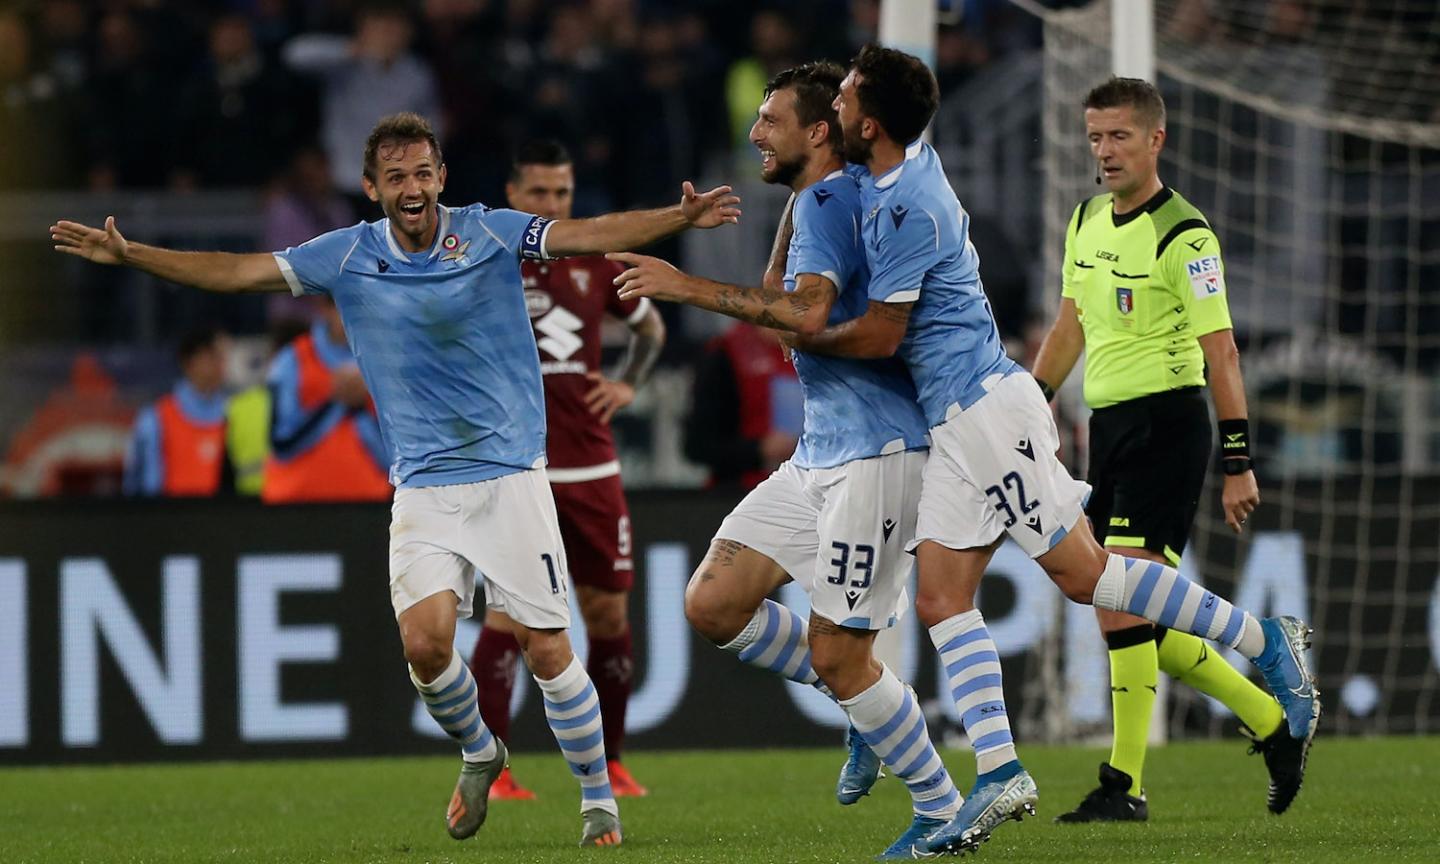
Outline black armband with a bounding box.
[1037,379,1056,403]
[1218,418,1251,466]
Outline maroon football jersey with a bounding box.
[522,256,648,472]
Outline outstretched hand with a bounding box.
[608,252,693,304]
[679,181,741,229]
[51,217,129,266]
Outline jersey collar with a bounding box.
[1111,186,1173,227]
[381,204,452,262]
[872,139,925,190]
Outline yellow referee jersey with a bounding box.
[1061,187,1233,409]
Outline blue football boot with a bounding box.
[837,725,884,805]
[876,814,945,860]
[924,766,1037,856]
[1254,616,1321,741]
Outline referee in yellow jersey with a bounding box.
[1033,78,1308,821]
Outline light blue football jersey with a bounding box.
[785,171,929,469]
[273,203,553,488]
[856,142,1019,427]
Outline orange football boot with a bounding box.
[487,766,537,801]
[606,759,649,797]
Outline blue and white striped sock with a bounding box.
[722,599,833,697]
[536,656,618,816]
[930,610,1019,776]
[1094,554,1266,658]
[411,653,498,763]
[842,666,962,820]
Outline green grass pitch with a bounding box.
[2,737,1436,863]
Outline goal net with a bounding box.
[1027,0,1440,740]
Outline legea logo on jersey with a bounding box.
[1186,255,1225,299]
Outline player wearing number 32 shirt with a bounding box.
[468,141,666,801]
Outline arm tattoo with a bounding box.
[709,538,746,566]
[874,301,913,325]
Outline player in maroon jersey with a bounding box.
[468,140,666,800]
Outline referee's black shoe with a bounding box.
[1054,763,1149,823]
[1247,720,1309,815]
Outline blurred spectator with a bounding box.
[725,11,799,155]
[87,9,178,189]
[284,4,442,202]
[607,14,725,210]
[262,298,391,503]
[684,323,801,490]
[123,327,233,498]
[263,145,357,323]
[0,11,81,189]
[225,319,308,497]
[420,0,511,202]
[171,14,308,189]
[35,0,90,90]
[518,2,620,207]
[935,24,992,94]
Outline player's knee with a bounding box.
[403,632,453,683]
[520,629,573,680]
[915,589,969,629]
[684,576,741,644]
[579,591,628,639]
[808,641,847,684]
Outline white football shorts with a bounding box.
[913,371,1090,558]
[714,449,926,630]
[388,467,571,629]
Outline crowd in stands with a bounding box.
[0,0,1057,497]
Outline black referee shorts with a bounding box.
[1085,386,1211,566]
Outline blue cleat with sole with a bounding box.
[924,767,1037,856]
[837,725,884,805]
[1255,616,1321,741]
[876,814,946,860]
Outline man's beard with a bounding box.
[839,117,872,164]
[841,134,872,165]
[764,153,805,187]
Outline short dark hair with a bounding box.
[765,61,846,151]
[363,112,443,182]
[177,326,222,364]
[509,139,573,182]
[1084,77,1167,130]
[850,44,939,146]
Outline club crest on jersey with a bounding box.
[1116,286,1134,315]
[440,235,470,265]
[524,289,553,319]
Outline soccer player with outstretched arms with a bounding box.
[50,112,739,849]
